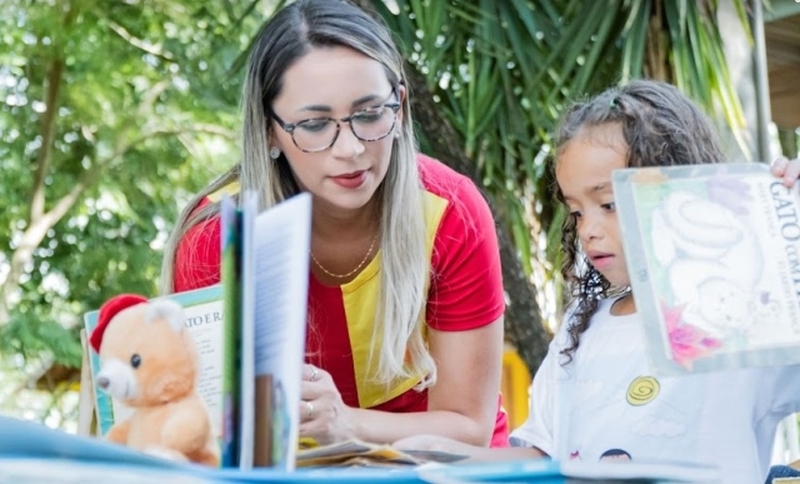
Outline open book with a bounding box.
[295,439,468,468]
[613,162,800,375]
[84,191,312,471]
[220,191,312,470]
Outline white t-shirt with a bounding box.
[511,297,800,483]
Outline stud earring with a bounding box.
[394,130,400,139]
[269,147,281,159]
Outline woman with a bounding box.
[160,0,508,447]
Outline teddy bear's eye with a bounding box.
[130,354,141,369]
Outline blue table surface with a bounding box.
[0,416,717,483]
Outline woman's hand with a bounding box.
[770,156,800,188]
[298,364,355,445]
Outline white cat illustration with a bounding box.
[651,190,763,340]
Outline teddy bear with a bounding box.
[89,294,220,467]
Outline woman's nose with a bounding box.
[331,122,365,158]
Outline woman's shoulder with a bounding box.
[416,153,490,220]
[173,203,223,293]
[417,153,474,196]
[177,199,222,254]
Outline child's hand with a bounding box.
[770,156,800,188]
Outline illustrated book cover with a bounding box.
[613,162,800,375]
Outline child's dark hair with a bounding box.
[554,79,726,363]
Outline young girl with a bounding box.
[394,79,800,483]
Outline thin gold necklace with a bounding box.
[311,231,379,279]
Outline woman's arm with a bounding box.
[390,318,570,460]
[349,171,506,444]
[358,316,504,445]
[298,318,504,445]
[300,164,507,445]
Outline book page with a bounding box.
[238,192,312,471]
[174,298,224,437]
[614,163,800,375]
[295,439,467,468]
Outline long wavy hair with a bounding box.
[160,0,433,388]
[554,79,726,363]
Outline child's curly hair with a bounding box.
[554,79,727,363]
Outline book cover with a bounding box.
[219,194,242,467]
[83,284,225,442]
[613,162,800,375]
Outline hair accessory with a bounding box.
[269,147,281,159]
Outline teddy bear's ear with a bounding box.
[90,294,148,353]
[146,298,185,334]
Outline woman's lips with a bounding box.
[330,170,367,189]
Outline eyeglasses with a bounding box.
[268,91,401,153]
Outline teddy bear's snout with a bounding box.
[96,358,139,400]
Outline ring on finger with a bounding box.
[305,401,314,419]
[310,366,319,382]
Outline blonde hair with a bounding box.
[160,0,435,389]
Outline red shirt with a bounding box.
[174,154,509,447]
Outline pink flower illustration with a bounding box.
[662,302,722,370]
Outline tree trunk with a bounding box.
[353,0,551,374]
[404,67,550,373]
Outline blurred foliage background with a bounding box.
[1,0,798,430]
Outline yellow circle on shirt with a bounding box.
[626,376,660,406]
